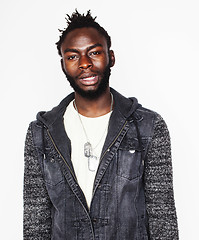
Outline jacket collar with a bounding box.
[36,88,139,128]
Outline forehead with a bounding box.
[61,27,108,51]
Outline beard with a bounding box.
[64,64,111,100]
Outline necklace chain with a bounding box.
[74,93,113,149]
[73,93,113,171]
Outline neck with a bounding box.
[74,87,113,118]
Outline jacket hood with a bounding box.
[36,88,141,128]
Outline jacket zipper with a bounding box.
[46,129,77,182]
[92,120,128,199]
[100,120,128,161]
[46,129,95,239]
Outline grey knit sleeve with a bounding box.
[23,124,52,239]
[144,114,179,239]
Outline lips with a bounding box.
[79,75,99,86]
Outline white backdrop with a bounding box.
[1,0,199,239]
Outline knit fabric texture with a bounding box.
[144,114,178,239]
[23,126,52,239]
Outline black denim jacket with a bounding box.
[24,88,178,239]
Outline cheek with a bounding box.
[94,57,109,70]
[63,61,78,74]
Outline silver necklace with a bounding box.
[74,93,113,172]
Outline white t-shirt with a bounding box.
[64,101,112,207]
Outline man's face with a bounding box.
[60,27,115,99]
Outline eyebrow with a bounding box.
[63,43,103,54]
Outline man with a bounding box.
[24,10,178,239]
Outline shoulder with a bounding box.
[133,105,168,139]
[136,105,162,122]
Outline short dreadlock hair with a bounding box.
[56,10,111,56]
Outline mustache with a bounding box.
[75,70,100,80]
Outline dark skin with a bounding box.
[60,27,115,117]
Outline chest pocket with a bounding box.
[117,138,143,181]
[43,147,64,186]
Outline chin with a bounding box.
[75,85,108,100]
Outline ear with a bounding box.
[109,50,115,67]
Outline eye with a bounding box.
[67,55,78,60]
[89,51,101,56]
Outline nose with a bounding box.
[79,55,92,70]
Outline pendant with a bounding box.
[88,155,98,172]
[84,142,98,171]
[84,142,92,158]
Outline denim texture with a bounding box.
[24,88,178,239]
